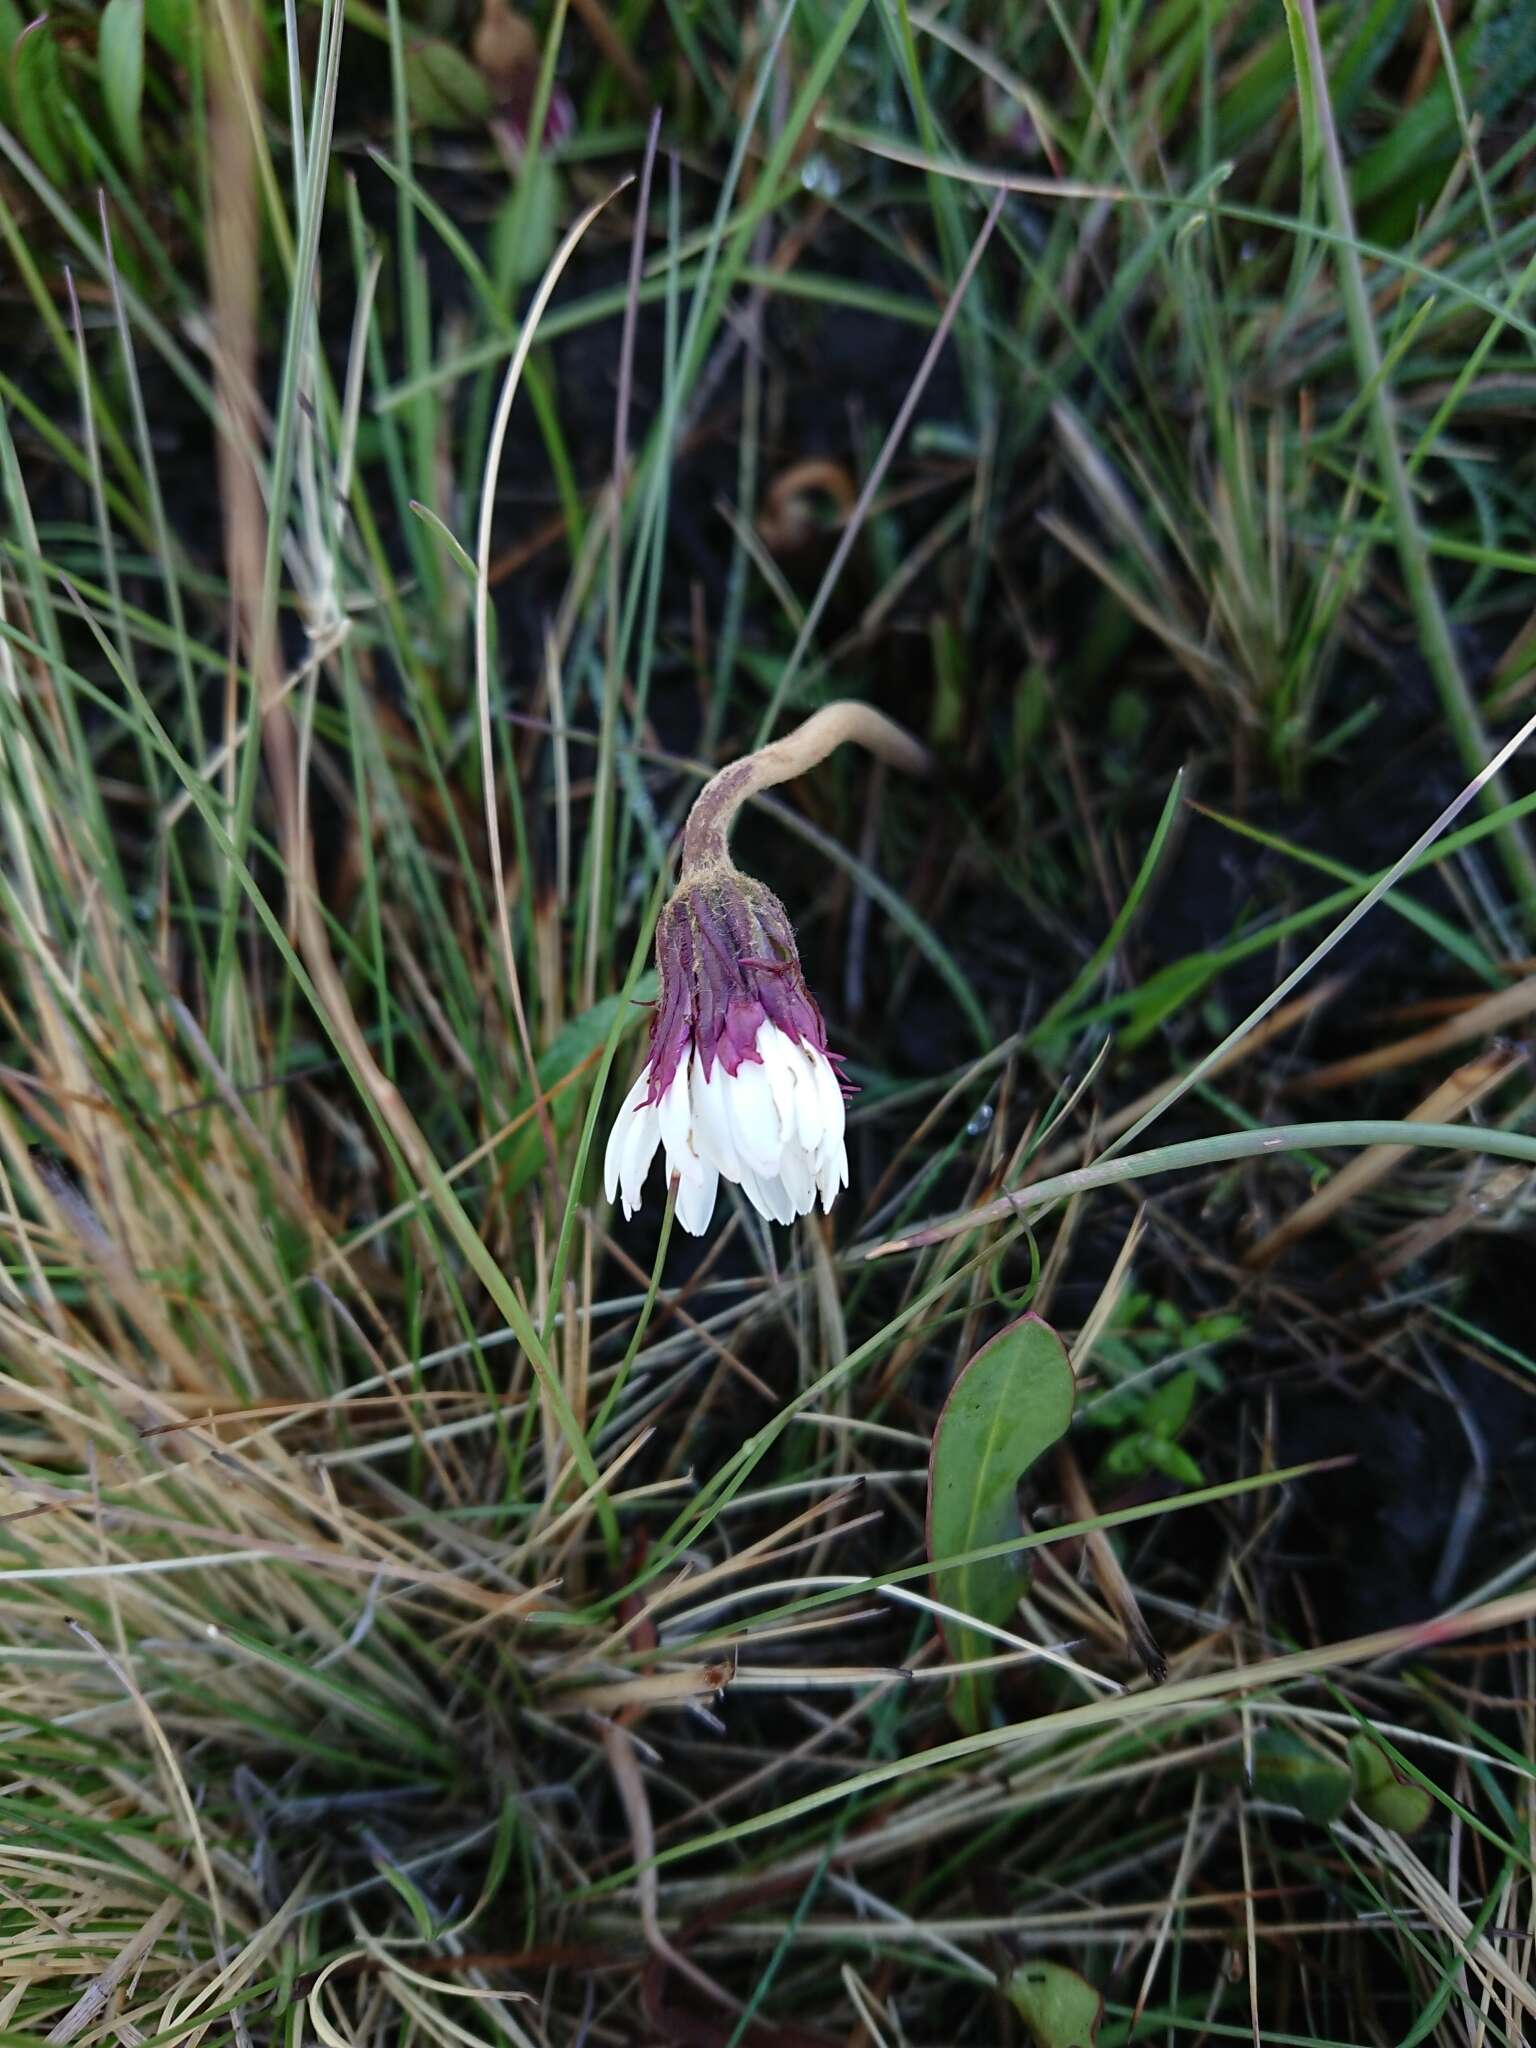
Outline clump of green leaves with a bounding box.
[1077,1295,1242,1489]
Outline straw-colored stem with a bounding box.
[681,702,931,877]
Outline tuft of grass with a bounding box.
[3,2,1536,2044]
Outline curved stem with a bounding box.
[865,1119,1536,1257]
[681,702,932,876]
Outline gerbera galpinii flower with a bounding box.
[604,703,931,1235]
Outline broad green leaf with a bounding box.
[1349,1732,1434,1836]
[927,1314,1075,1734]
[99,0,145,174]
[13,17,69,186]
[1007,1961,1102,2048]
[501,981,656,1198]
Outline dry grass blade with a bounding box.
[1371,1159,1534,1280]
[1055,1444,1166,1683]
[42,1895,181,2047]
[631,1590,1536,1875]
[1244,1042,1527,1266]
[1293,972,1536,1091]
[602,1719,742,2017]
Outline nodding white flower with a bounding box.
[603,873,849,1235]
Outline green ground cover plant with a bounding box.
[3,1,1536,2041]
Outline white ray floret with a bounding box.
[603,1022,848,1235]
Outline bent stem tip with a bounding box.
[681,701,932,877]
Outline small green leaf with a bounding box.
[1097,1431,1152,1479]
[1139,1436,1205,1487]
[1349,1732,1435,1836]
[1244,1730,1352,1824]
[1191,1312,1244,1347]
[1007,1960,1103,2048]
[13,16,69,186]
[99,0,145,174]
[406,35,492,129]
[1362,1778,1435,1836]
[373,1853,438,1938]
[1138,1365,1198,1438]
[1097,1432,1204,1489]
[927,1314,1075,1734]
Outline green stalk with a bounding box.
[868,1119,1536,1255]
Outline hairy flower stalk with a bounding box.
[605,704,932,1234]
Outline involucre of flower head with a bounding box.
[603,871,848,1235]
